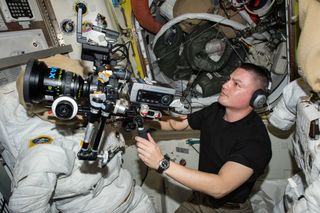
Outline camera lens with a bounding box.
[23,59,90,105]
[52,96,78,120]
[55,101,74,119]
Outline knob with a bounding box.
[179,159,187,166]
[161,95,171,105]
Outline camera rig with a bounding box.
[23,4,178,163]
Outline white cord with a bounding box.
[152,13,247,50]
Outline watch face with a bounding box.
[160,159,169,169]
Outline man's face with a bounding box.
[218,68,257,110]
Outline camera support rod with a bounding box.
[77,93,108,161]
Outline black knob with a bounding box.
[161,95,171,105]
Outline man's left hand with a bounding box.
[135,133,163,170]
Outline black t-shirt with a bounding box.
[188,102,272,204]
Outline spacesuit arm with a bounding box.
[9,172,57,213]
[269,78,310,130]
[288,179,320,212]
[8,144,75,213]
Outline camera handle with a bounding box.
[134,104,164,140]
[134,115,148,140]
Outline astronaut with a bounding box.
[0,55,155,213]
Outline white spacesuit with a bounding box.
[268,0,320,212]
[269,78,320,213]
[0,81,155,212]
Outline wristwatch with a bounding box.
[157,154,170,174]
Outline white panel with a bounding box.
[0,29,48,85]
[50,0,116,62]
[0,29,48,58]
[265,129,296,180]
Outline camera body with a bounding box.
[23,59,176,121]
[23,58,176,161]
[129,78,175,109]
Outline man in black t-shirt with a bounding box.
[135,63,272,212]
